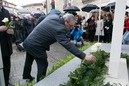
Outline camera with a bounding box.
[74,24,79,30]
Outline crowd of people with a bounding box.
[69,13,113,43]
[10,14,38,51]
[1,0,129,85]
[10,12,114,49]
[69,11,129,45]
[0,0,96,85]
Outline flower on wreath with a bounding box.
[2,18,13,29]
[91,43,102,52]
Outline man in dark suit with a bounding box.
[0,0,14,85]
[23,13,96,82]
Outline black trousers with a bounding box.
[88,30,95,42]
[2,56,11,86]
[104,33,112,43]
[23,52,48,82]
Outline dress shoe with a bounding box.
[23,76,35,82]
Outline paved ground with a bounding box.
[9,42,72,85]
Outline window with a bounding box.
[37,8,40,11]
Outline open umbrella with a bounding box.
[63,6,80,11]
[81,4,99,12]
[90,9,103,13]
[65,11,77,16]
[32,11,45,19]
[102,2,129,11]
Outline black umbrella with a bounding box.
[32,11,45,19]
[90,9,103,13]
[81,4,99,12]
[64,6,80,11]
[65,11,77,16]
[102,2,129,11]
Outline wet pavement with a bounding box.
[9,42,71,85]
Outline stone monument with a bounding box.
[105,0,128,85]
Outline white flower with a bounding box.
[2,18,9,23]
[91,46,98,52]
[91,43,102,52]
[94,43,102,48]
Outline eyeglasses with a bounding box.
[67,22,74,28]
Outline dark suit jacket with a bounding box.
[0,7,12,57]
[23,14,85,59]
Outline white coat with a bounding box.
[95,19,104,36]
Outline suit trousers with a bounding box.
[2,56,11,86]
[23,51,48,82]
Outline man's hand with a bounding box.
[84,54,96,62]
[0,26,8,31]
[6,29,14,35]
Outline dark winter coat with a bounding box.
[0,7,12,57]
[23,14,85,59]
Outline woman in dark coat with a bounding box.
[87,15,96,42]
[103,14,113,43]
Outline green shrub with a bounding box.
[46,43,94,76]
[60,50,129,86]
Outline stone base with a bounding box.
[0,69,5,86]
[104,58,129,86]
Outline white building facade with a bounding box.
[22,2,46,13]
[47,0,111,16]
[3,0,17,14]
